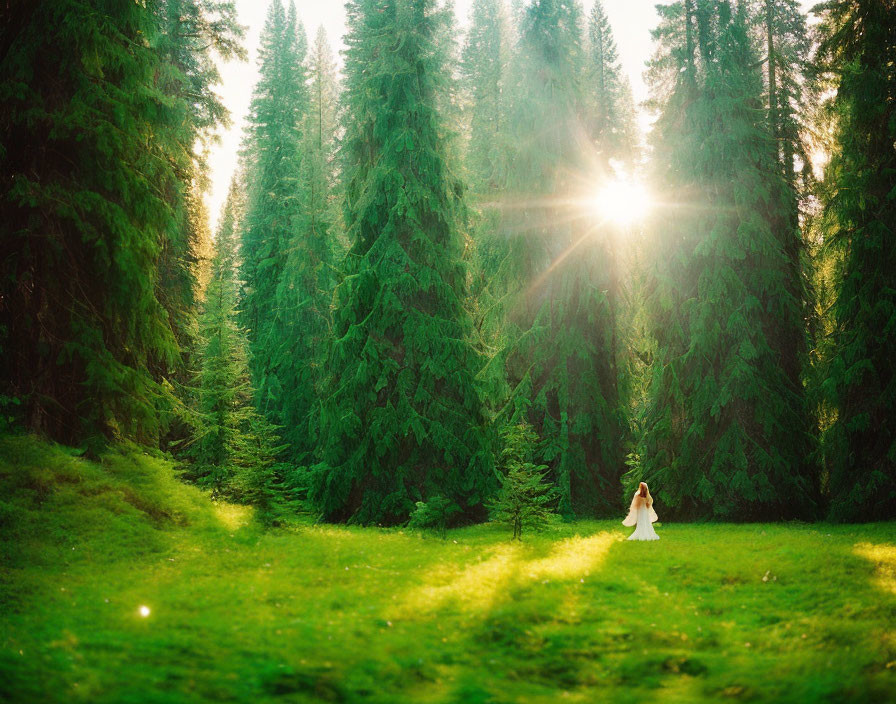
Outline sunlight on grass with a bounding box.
[212,501,253,531]
[4,438,896,703]
[400,543,522,615]
[854,542,896,595]
[399,532,617,617]
[525,532,619,581]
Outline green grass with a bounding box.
[1,435,895,703]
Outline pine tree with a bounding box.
[815,0,896,521]
[499,0,625,518]
[0,1,241,446]
[586,0,637,160]
[488,422,558,539]
[309,0,495,525]
[238,0,309,426]
[639,0,817,520]
[187,181,284,506]
[269,26,340,466]
[460,0,513,193]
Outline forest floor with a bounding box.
[1,435,894,704]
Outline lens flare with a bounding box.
[593,180,651,226]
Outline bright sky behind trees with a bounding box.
[204,0,816,229]
[205,0,658,228]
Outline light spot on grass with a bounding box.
[398,532,617,617]
[854,542,896,594]
[403,543,522,614]
[139,605,151,617]
[525,533,617,582]
[213,502,253,531]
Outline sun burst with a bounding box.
[592,179,652,226]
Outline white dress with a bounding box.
[627,505,660,541]
[622,490,659,541]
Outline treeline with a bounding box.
[1,0,893,524]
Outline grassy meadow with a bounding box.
[1,435,894,703]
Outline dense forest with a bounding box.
[1,0,894,525]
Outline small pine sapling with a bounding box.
[408,495,460,538]
[228,411,289,524]
[489,423,559,540]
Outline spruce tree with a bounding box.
[489,422,559,539]
[815,0,896,521]
[459,0,518,420]
[309,0,495,525]
[187,181,284,505]
[0,0,241,446]
[586,0,637,160]
[499,0,624,518]
[758,0,814,426]
[155,0,245,360]
[460,0,513,193]
[238,0,308,425]
[269,27,340,466]
[640,1,817,520]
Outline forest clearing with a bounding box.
[2,437,894,703]
[2,0,895,701]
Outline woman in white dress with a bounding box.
[622,482,659,541]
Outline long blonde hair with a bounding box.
[638,482,652,507]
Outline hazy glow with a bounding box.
[205,1,817,230]
[205,0,663,231]
[593,180,651,226]
[139,605,151,618]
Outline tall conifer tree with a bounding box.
[270,27,340,466]
[500,0,624,517]
[310,0,495,525]
[586,0,637,159]
[758,0,814,431]
[156,0,245,357]
[459,0,517,415]
[640,0,817,520]
[238,0,309,430]
[815,0,896,521]
[0,0,242,445]
[461,0,513,192]
[187,181,283,506]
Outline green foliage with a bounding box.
[620,450,643,500]
[0,0,242,446]
[586,1,637,160]
[489,423,558,539]
[460,0,513,192]
[0,395,21,434]
[237,0,308,411]
[309,0,495,525]
[182,183,286,510]
[1,0,892,530]
[270,26,340,466]
[814,0,896,521]
[487,0,627,518]
[640,1,817,520]
[238,3,339,470]
[226,419,290,523]
[408,495,461,538]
